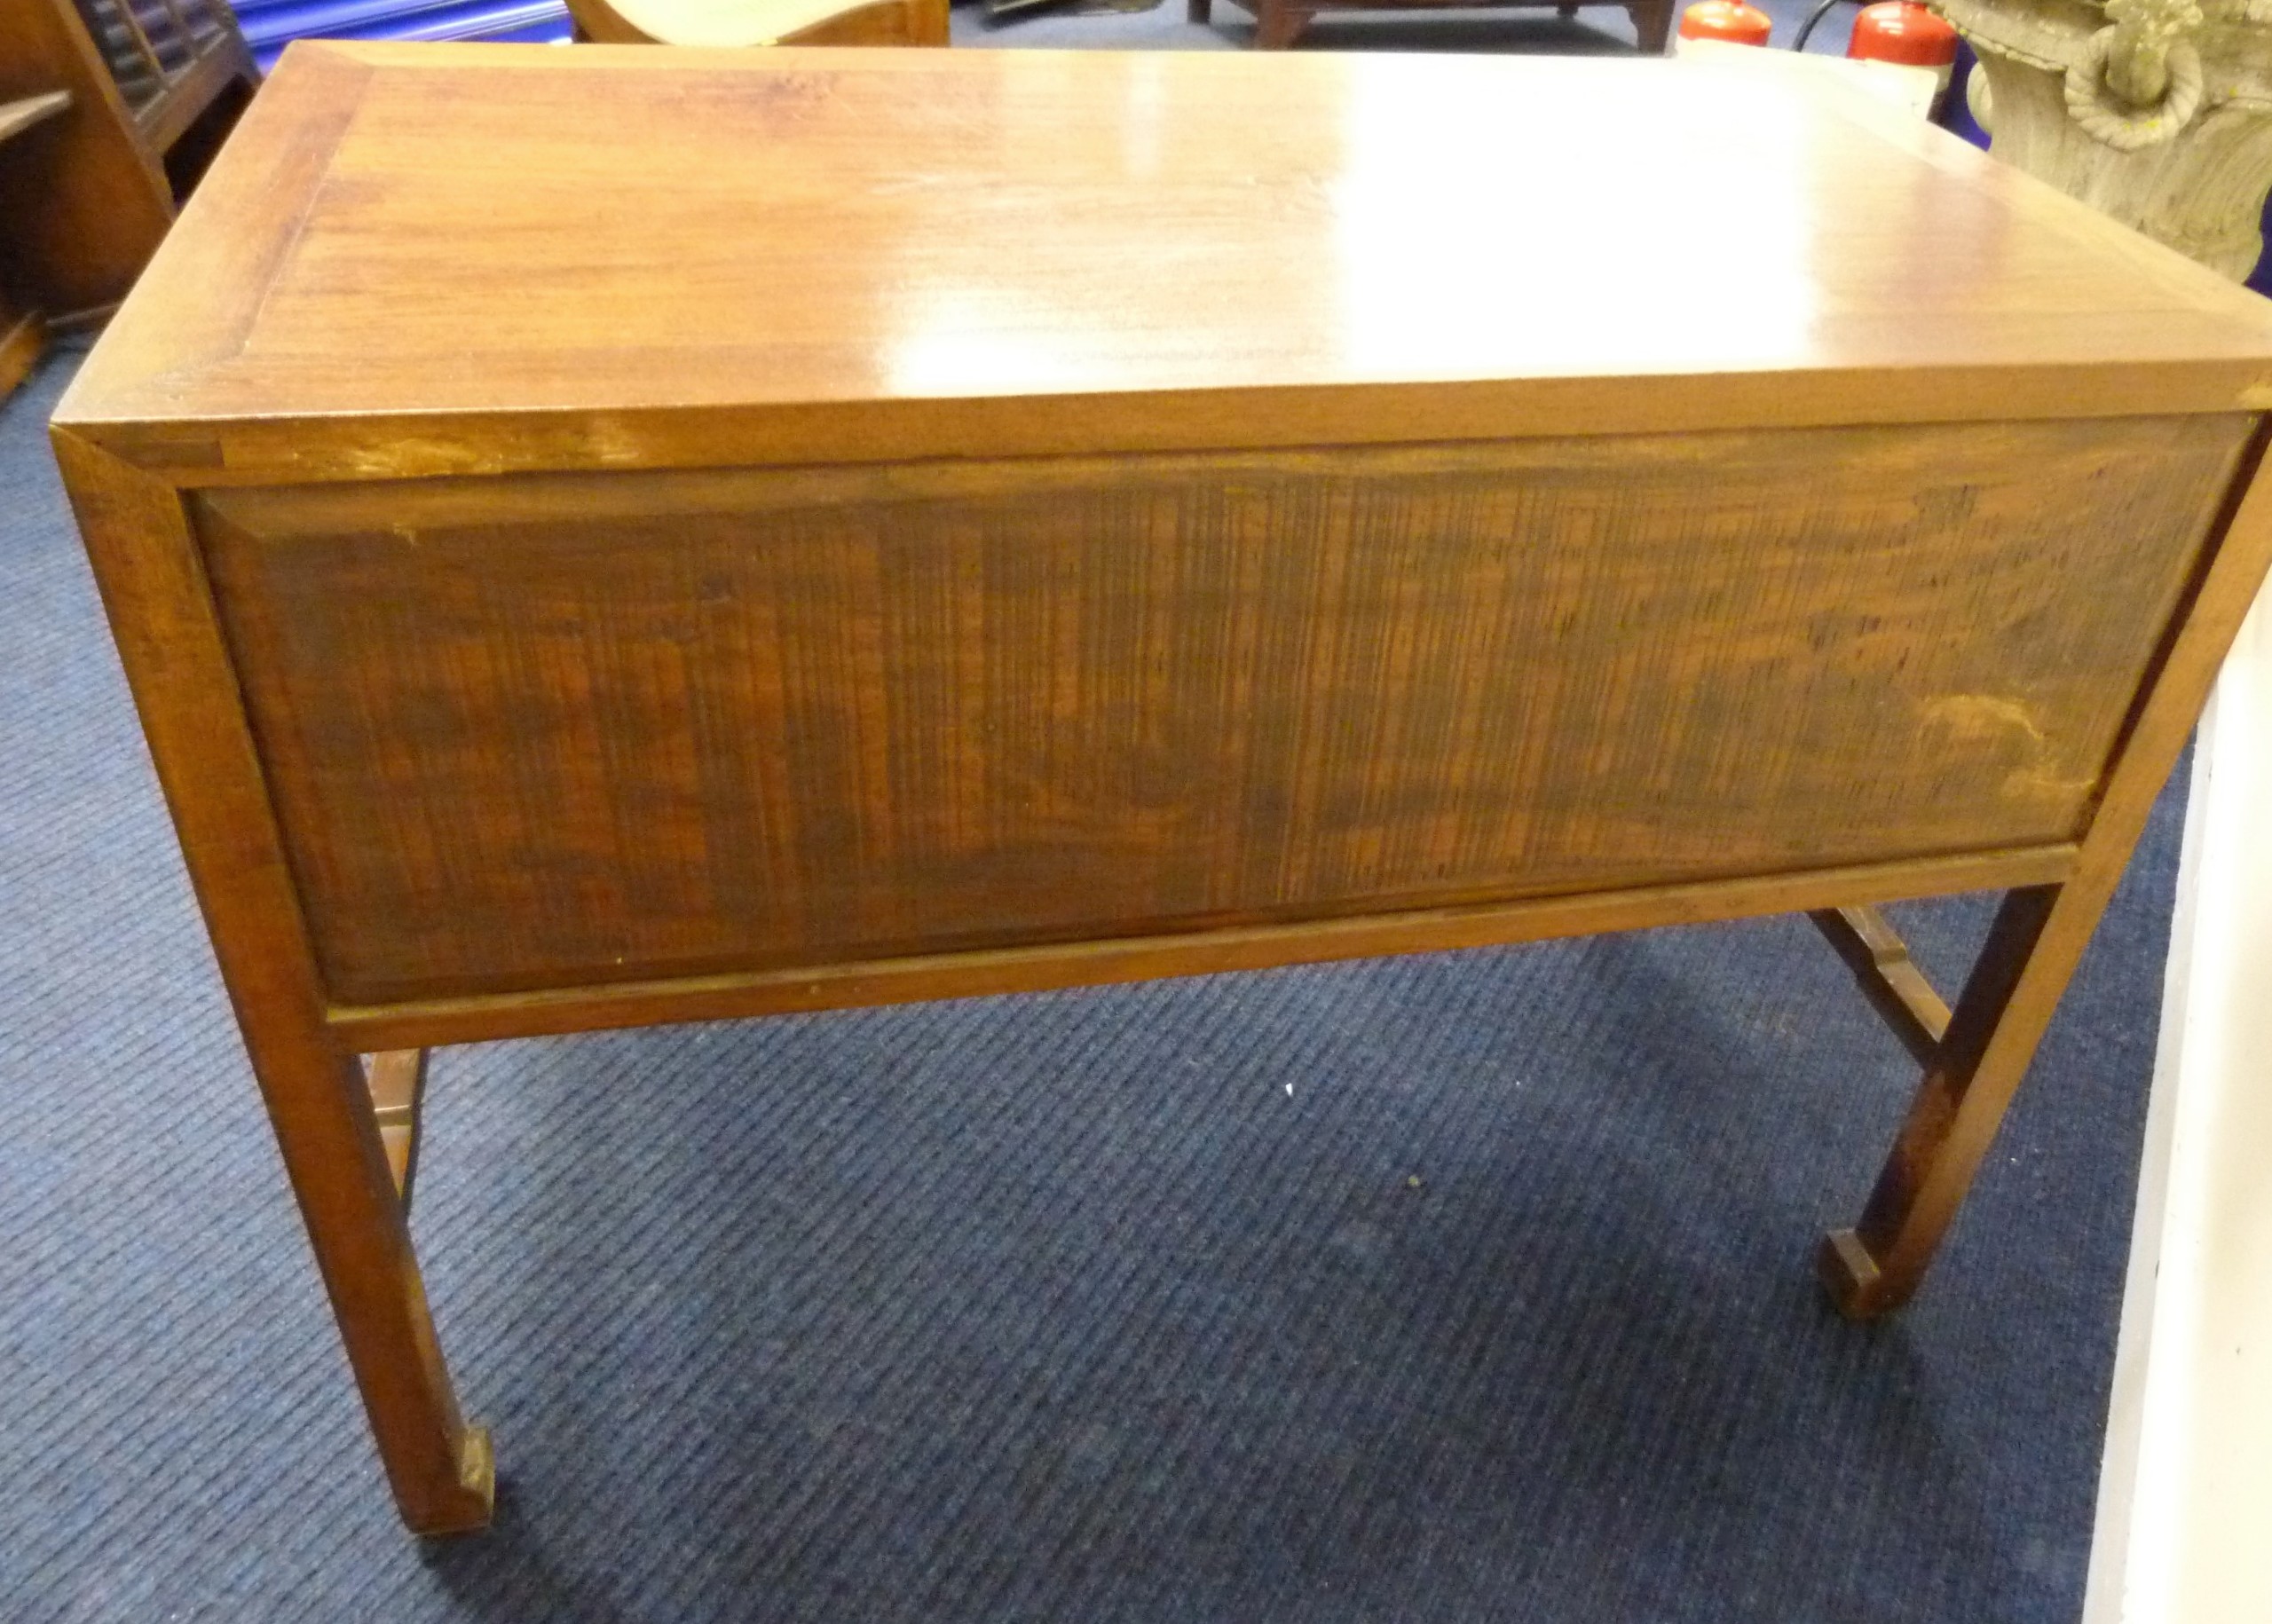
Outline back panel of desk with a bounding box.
[193,414,2250,1005]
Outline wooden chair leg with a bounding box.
[1188,0,1212,23]
[1819,882,2088,1318]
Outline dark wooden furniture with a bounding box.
[0,0,256,324]
[0,259,39,402]
[0,89,72,398]
[52,43,2272,1535]
[564,0,949,45]
[1190,0,1674,52]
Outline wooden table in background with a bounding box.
[1188,0,1676,55]
[51,42,2272,1534]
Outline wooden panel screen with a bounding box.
[197,415,2248,1005]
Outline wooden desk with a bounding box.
[51,42,2272,1535]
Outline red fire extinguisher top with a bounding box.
[1847,0,1959,67]
[1677,0,1774,45]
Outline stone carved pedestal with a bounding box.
[1948,0,2272,280]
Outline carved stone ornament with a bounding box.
[1946,0,2272,278]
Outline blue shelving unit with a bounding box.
[233,0,572,75]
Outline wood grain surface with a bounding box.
[53,43,2272,484]
[325,845,2082,1052]
[199,414,2247,1004]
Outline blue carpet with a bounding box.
[1,327,2179,1618]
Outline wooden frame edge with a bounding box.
[326,843,2079,1051]
[58,390,2272,492]
[45,44,375,430]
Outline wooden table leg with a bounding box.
[1627,0,1674,51]
[1819,882,2067,1317]
[264,1043,495,1533]
[55,435,493,1536]
[1823,434,2272,1317]
[1254,0,1314,46]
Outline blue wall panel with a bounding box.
[236,0,571,73]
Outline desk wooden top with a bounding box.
[56,40,2272,482]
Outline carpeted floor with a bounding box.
[0,137,2179,1624]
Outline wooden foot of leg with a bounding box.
[446,1424,498,1531]
[1817,1226,1885,1315]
